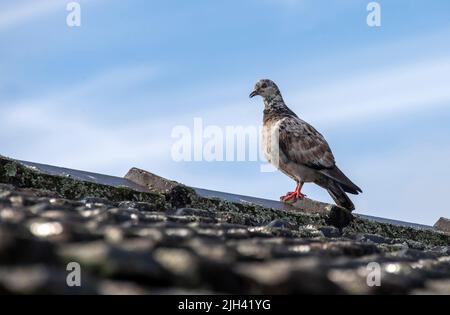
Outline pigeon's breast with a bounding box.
[262,120,281,164]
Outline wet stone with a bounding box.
[174,208,214,218]
[104,208,142,224]
[217,223,249,230]
[9,195,24,207]
[225,228,249,239]
[77,207,107,219]
[103,226,125,243]
[99,280,150,295]
[296,226,324,238]
[266,219,297,230]
[126,227,163,242]
[163,228,195,244]
[271,244,313,258]
[234,242,272,261]
[27,202,51,215]
[401,239,427,251]
[118,201,155,212]
[247,227,275,238]
[27,219,65,239]
[319,226,341,238]
[192,227,224,239]
[153,248,199,285]
[81,197,115,208]
[140,212,168,223]
[355,233,393,244]
[429,246,450,256]
[389,248,442,260]
[50,198,84,209]
[321,241,381,258]
[186,238,231,263]
[0,190,12,200]
[0,207,26,223]
[39,210,83,222]
[115,237,156,252]
[166,215,200,224]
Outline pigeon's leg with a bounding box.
[294,181,306,198]
[281,182,306,202]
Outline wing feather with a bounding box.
[277,116,335,170]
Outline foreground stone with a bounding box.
[1,155,450,295]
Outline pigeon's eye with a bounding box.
[261,83,267,89]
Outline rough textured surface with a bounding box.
[125,167,180,194]
[434,217,450,233]
[1,155,450,295]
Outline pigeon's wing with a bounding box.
[277,116,362,194]
[277,116,336,170]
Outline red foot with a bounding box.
[281,184,306,202]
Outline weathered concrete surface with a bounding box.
[125,167,180,194]
[434,217,450,233]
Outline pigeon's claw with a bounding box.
[281,191,306,202]
[281,191,297,202]
[281,183,306,202]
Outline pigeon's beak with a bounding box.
[249,90,258,98]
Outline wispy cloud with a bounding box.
[0,0,62,31]
[0,64,171,175]
[286,57,450,127]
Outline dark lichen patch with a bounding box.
[0,157,166,208]
[167,185,198,209]
[344,217,450,247]
[190,196,325,228]
[4,163,17,177]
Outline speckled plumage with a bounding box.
[250,79,362,210]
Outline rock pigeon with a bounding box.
[250,79,362,210]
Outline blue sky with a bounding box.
[1,0,450,225]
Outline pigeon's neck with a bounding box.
[263,93,295,119]
[263,92,285,110]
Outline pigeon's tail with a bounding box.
[327,181,355,211]
[320,166,362,195]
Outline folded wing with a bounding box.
[277,116,362,194]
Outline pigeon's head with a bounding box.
[249,79,280,99]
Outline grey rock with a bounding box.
[434,217,450,233]
[175,207,214,218]
[355,233,393,244]
[118,201,155,212]
[266,219,297,229]
[319,226,341,238]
